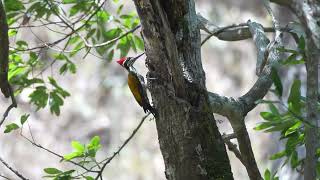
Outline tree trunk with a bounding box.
[133,0,233,180]
[288,1,320,179]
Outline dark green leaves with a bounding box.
[271,68,283,97]
[44,168,62,175]
[20,114,30,125]
[269,150,286,160]
[29,77,70,116]
[256,77,305,173]
[4,0,24,12]
[62,0,77,4]
[263,169,279,180]
[43,168,75,179]
[288,79,301,114]
[48,77,70,116]
[4,123,19,133]
[4,114,30,133]
[29,86,49,109]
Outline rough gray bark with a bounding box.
[0,0,10,98]
[291,1,320,179]
[133,0,233,179]
[203,14,283,179]
[0,1,17,128]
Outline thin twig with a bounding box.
[11,0,108,52]
[262,0,281,36]
[0,156,29,180]
[0,86,17,128]
[223,134,246,166]
[20,132,99,173]
[222,133,237,141]
[201,23,247,45]
[95,113,151,180]
[0,174,10,180]
[9,21,65,29]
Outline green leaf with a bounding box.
[285,135,301,155]
[4,0,25,12]
[277,47,298,54]
[133,35,144,51]
[269,150,286,160]
[298,36,305,51]
[287,79,301,114]
[63,151,83,161]
[29,86,49,110]
[255,99,279,105]
[117,4,124,14]
[48,77,71,97]
[59,63,68,75]
[290,150,299,168]
[28,51,39,66]
[44,168,62,174]
[271,68,283,97]
[317,162,320,177]
[62,0,77,4]
[265,120,296,132]
[264,169,271,180]
[69,36,80,45]
[49,92,64,116]
[71,141,85,152]
[8,65,26,81]
[260,112,279,121]
[85,176,95,180]
[16,40,28,48]
[60,169,75,175]
[103,28,122,40]
[254,122,274,131]
[89,136,100,146]
[284,121,302,137]
[97,11,111,22]
[4,123,20,133]
[268,104,280,115]
[20,114,30,125]
[87,136,102,157]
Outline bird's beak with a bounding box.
[132,52,145,61]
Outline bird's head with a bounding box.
[116,57,127,67]
[117,57,134,70]
[116,53,144,69]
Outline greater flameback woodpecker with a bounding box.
[116,53,156,117]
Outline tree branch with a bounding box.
[286,1,320,179]
[207,19,284,180]
[0,1,18,128]
[95,113,151,180]
[197,14,287,43]
[0,156,29,180]
[223,134,246,167]
[20,131,99,173]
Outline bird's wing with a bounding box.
[127,71,144,107]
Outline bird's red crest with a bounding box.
[116,57,127,66]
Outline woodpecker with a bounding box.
[116,53,156,117]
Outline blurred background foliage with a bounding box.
[0,0,312,179]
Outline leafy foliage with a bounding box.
[42,136,101,179]
[2,0,145,178]
[63,136,101,161]
[256,35,320,178]
[5,0,144,117]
